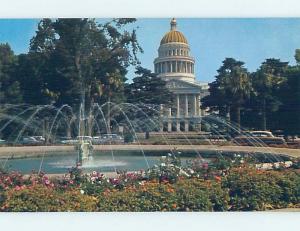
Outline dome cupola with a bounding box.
[160,18,188,45]
[154,18,195,83]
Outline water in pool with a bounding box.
[0,150,198,174]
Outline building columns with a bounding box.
[168,107,172,117]
[196,95,200,116]
[176,94,180,117]
[159,104,164,131]
[185,94,189,117]
[184,120,189,132]
[194,94,197,116]
[168,121,172,132]
[176,121,180,132]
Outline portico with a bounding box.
[160,79,206,132]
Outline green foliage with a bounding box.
[2,185,97,212]
[97,180,216,212]
[17,18,142,109]
[0,43,22,104]
[126,66,173,106]
[223,167,300,210]
[251,58,288,130]
[0,160,300,211]
[201,58,251,127]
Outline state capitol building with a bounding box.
[154,18,209,132]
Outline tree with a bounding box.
[27,18,142,136]
[125,66,173,106]
[251,59,288,130]
[274,51,300,136]
[201,58,252,129]
[124,66,174,132]
[28,18,142,109]
[0,43,22,104]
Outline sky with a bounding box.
[1,18,300,83]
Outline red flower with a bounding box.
[214,176,222,182]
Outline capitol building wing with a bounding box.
[154,18,209,132]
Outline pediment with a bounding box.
[166,79,201,90]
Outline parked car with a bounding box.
[249,131,274,137]
[32,136,46,142]
[19,137,43,145]
[92,136,102,145]
[233,131,286,146]
[77,136,92,141]
[59,137,78,145]
[97,134,124,144]
[0,139,6,145]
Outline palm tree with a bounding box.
[252,59,288,130]
[220,65,252,129]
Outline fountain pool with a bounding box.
[0,150,200,174]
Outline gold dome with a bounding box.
[160,18,188,45]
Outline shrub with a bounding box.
[96,179,229,212]
[222,167,300,211]
[2,185,97,212]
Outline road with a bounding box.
[0,144,299,159]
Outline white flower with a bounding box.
[138,181,144,185]
[80,190,84,194]
[161,163,166,167]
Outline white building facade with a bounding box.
[154,18,209,132]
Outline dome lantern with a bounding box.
[170,18,177,31]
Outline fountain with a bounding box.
[0,100,297,175]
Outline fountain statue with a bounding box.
[76,102,94,166]
[76,138,94,166]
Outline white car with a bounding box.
[77,136,92,141]
[20,137,43,145]
[233,131,285,146]
[99,134,124,144]
[92,136,102,144]
[32,136,46,142]
[249,131,274,137]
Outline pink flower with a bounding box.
[202,163,209,169]
[15,186,21,191]
[44,180,50,185]
[69,180,74,184]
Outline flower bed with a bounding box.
[0,154,299,212]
